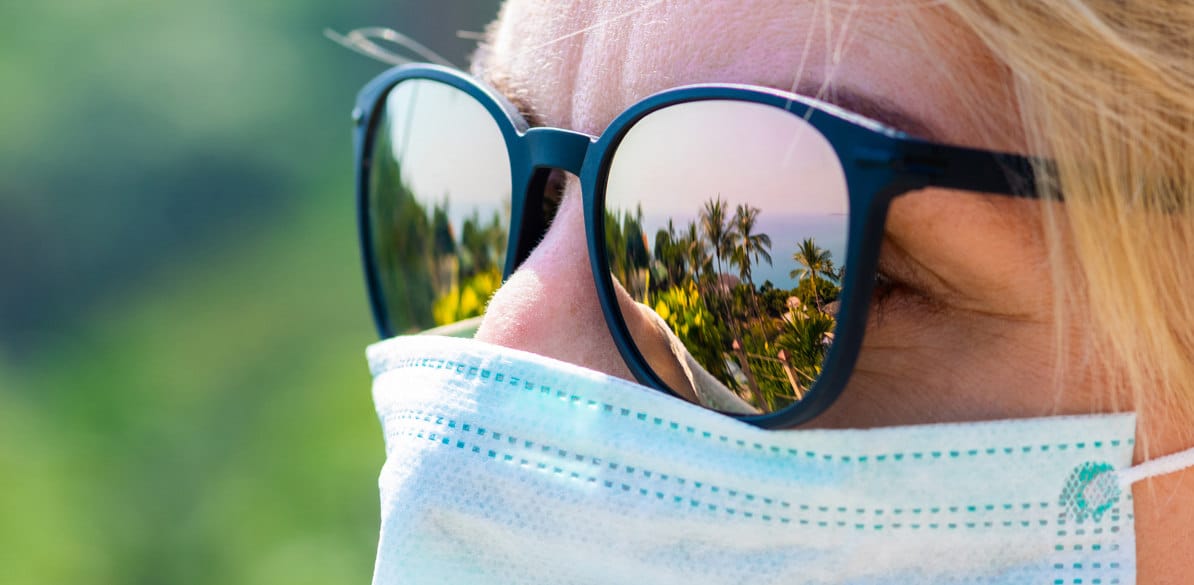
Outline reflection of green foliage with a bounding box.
[651,281,732,382]
[776,309,837,387]
[626,206,650,273]
[636,198,847,411]
[373,139,509,334]
[432,268,502,326]
[605,205,651,300]
[652,220,687,290]
[757,280,791,317]
[370,127,437,333]
[459,209,506,279]
[432,201,456,258]
[736,325,798,411]
[428,205,507,327]
[794,276,841,308]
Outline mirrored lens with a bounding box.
[366,79,511,337]
[604,100,848,415]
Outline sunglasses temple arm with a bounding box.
[897,141,1057,200]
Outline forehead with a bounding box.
[474,0,1018,149]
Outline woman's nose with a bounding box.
[474,186,637,380]
[476,181,708,401]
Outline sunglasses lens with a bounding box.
[603,100,849,415]
[366,79,512,337]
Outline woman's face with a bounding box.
[471,0,1098,428]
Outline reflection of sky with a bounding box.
[384,79,511,233]
[606,99,848,217]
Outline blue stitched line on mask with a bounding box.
[379,356,1135,462]
[389,425,1101,532]
[1048,542,1133,585]
[1050,555,1127,584]
[388,408,1109,522]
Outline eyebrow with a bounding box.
[791,81,941,141]
[484,73,547,128]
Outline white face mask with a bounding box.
[367,335,1193,585]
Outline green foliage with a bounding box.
[0,2,501,585]
[2,196,381,585]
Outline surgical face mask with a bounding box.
[367,335,1194,585]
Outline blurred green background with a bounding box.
[0,1,498,583]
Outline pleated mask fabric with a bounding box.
[367,334,1143,585]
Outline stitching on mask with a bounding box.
[387,408,1144,526]
[377,356,1135,461]
[1049,559,1127,585]
[386,424,1143,535]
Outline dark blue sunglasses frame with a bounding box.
[354,63,1050,429]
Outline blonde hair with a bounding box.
[941,1,1194,433]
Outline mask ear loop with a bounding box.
[324,27,458,69]
[1117,445,1194,488]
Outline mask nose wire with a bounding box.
[504,127,597,276]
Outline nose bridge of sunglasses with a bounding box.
[521,127,594,176]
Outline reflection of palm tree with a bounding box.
[729,204,772,288]
[790,238,835,308]
[699,196,737,283]
[654,219,688,288]
[682,221,710,283]
[636,199,847,413]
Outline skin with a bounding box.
[468,0,1192,580]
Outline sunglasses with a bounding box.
[354,64,1049,428]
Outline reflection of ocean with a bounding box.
[642,213,847,286]
[754,214,847,285]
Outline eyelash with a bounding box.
[871,270,899,314]
[870,269,938,317]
